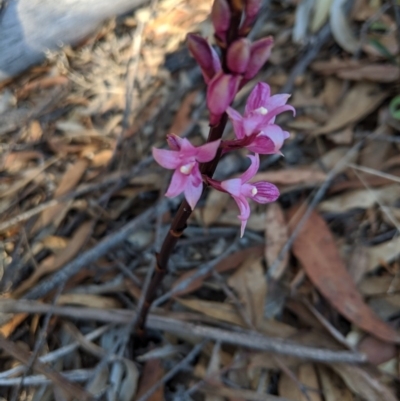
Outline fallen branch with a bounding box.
[0,299,367,364]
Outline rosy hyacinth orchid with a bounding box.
[226,82,294,154]
[153,135,221,209]
[207,154,279,237]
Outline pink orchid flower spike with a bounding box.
[207,154,279,237]
[153,135,221,210]
[226,82,295,155]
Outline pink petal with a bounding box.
[152,148,180,169]
[265,94,291,112]
[252,182,280,203]
[226,107,246,139]
[261,104,296,125]
[196,139,221,162]
[242,113,266,136]
[221,178,242,197]
[165,170,188,198]
[233,195,251,237]
[245,82,271,115]
[240,154,259,183]
[179,138,198,158]
[246,134,276,154]
[263,124,290,152]
[184,163,203,209]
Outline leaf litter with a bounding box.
[0,0,400,400]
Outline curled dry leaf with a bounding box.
[365,236,400,273]
[330,0,359,53]
[228,257,267,328]
[319,184,400,212]
[318,366,353,401]
[32,158,89,232]
[265,203,289,280]
[203,189,230,227]
[172,246,263,297]
[13,220,94,297]
[312,83,388,135]
[254,168,327,187]
[290,207,400,343]
[332,364,397,401]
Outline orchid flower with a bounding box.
[153,135,221,209]
[207,154,279,237]
[226,82,295,154]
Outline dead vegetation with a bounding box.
[1,0,400,400]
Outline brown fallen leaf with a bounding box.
[318,366,354,401]
[319,184,400,212]
[312,83,388,135]
[265,203,289,280]
[203,189,230,227]
[332,364,397,401]
[13,220,94,297]
[298,364,322,401]
[172,246,263,297]
[32,158,89,232]
[358,335,396,366]
[228,257,266,328]
[136,359,164,401]
[253,168,326,186]
[290,208,400,343]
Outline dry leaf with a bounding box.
[311,0,333,32]
[279,370,303,400]
[332,364,397,401]
[290,208,400,343]
[312,83,388,135]
[298,364,322,401]
[172,246,263,297]
[203,189,230,227]
[365,236,400,272]
[318,366,354,401]
[330,0,359,53]
[13,220,94,297]
[319,184,400,212]
[136,359,164,401]
[358,335,396,365]
[228,257,267,328]
[254,168,326,186]
[33,158,89,231]
[57,294,121,309]
[178,298,244,326]
[265,203,289,279]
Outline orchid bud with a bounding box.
[207,72,240,125]
[187,34,221,83]
[227,38,251,74]
[242,0,262,30]
[244,36,274,80]
[211,0,231,43]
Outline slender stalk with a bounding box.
[134,115,228,335]
[134,3,242,335]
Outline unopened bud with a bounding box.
[243,0,262,29]
[187,34,221,83]
[211,0,231,43]
[207,72,240,125]
[227,38,251,74]
[245,36,274,80]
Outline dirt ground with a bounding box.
[1,0,400,400]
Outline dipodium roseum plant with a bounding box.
[135,0,295,334]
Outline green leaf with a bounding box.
[389,96,400,120]
[369,39,397,64]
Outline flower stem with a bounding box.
[134,114,228,335]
